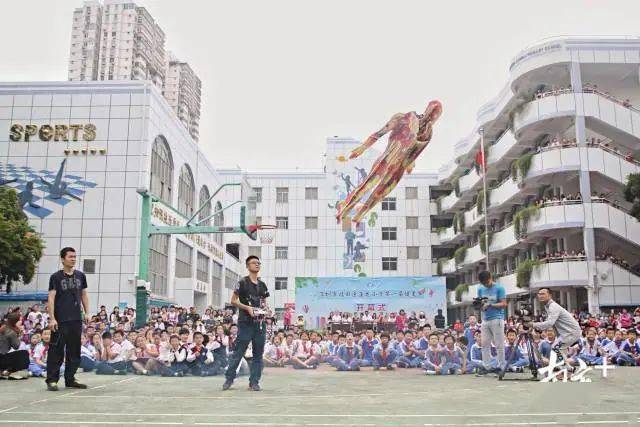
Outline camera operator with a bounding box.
[477,271,506,373]
[529,288,582,363]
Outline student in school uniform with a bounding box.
[391,330,404,353]
[186,331,208,375]
[618,329,640,366]
[504,329,528,373]
[468,332,496,373]
[291,331,319,369]
[372,333,397,370]
[26,331,46,377]
[577,327,604,366]
[161,335,188,377]
[335,332,361,371]
[358,328,379,367]
[94,332,127,375]
[538,328,562,365]
[439,334,466,375]
[323,332,340,365]
[205,325,229,375]
[423,333,444,375]
[603,329,626,365]
[79,333,97,372]
[396,331,423,368]
[263,335,287,367]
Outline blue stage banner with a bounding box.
[294,276,446,329]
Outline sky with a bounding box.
[2,0,640,173]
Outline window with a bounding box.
[149,234,169,295]
[198,186,211,226]
[406,216,419,229]
[83,259,96,274]
[248,246,262,258]
[150,135,173,204]
[254,187,262,203]
[305,187,318,200]
[211,261,223,306]
[175,240,193,278]
[196,252,209,283]
[407,246,420,260]
[255,216,262,226]
[275,277,288,290]
[382,227,397,240]
[305,216,318,229]
[276,187,289,203]
[305,246,318,259]
[382,257,398,271]
[382,197,396,211]
[224,268,240,290]
[213,201,224,246]
[275,246,288,260]
[177,164,195,217]
[276,216,289,230]
[405,187,418,200]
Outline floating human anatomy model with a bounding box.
[336,100,442,224]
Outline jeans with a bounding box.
[397,356,422,368]
[46,320,82,384]
[225,321,266,385]
[95,361,127,375]
[80,356,96,372]
[372,349,398,367]
[335,358,360,371]
[578,354,602,365]
[481,319,505,369]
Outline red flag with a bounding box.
[475,149,486,173]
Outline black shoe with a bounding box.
[222,381,233,391]
[373,366,380,371]
[249,383,261,391]
[65,380,88,389]
[386,365,395,371]
[46,381,59,392]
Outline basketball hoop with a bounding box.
[247,224,276,244]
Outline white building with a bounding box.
[0,81,242,311]
[431,37,640,320]
[219,137,439,310]
[68,0,201,142]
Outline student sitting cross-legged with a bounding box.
[439,334,466,375]
[335,332,362,371]
[504,329,528,373]
[396,331,424,368]
[372,333,397,370]
[94,332,128,375]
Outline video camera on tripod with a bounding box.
[513,294,534,324]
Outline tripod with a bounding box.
[498,330,544,381]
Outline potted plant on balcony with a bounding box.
[516,259,543,288]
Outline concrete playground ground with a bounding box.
[0,366,639,427]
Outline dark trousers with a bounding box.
[225,321,266,385]
[46,320,82,384]
[0,350,29,372]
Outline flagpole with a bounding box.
[479,127,490,268]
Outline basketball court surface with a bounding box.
[1,366,638,426]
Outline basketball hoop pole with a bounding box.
[135,182,257,328]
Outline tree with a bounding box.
[0,187,44,293]
[624,173,640,221]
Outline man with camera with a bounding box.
[223,255,270,391]
[477,271,506,374]
[529,287,582,363]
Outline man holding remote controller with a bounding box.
[222,255,270,392]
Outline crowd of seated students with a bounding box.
[2,302,639,381]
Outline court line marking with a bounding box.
[0,407,17,414]
[5,411,640,418]
[0,422,182,426]
[577,422,629,425]
[28,390,83,405]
